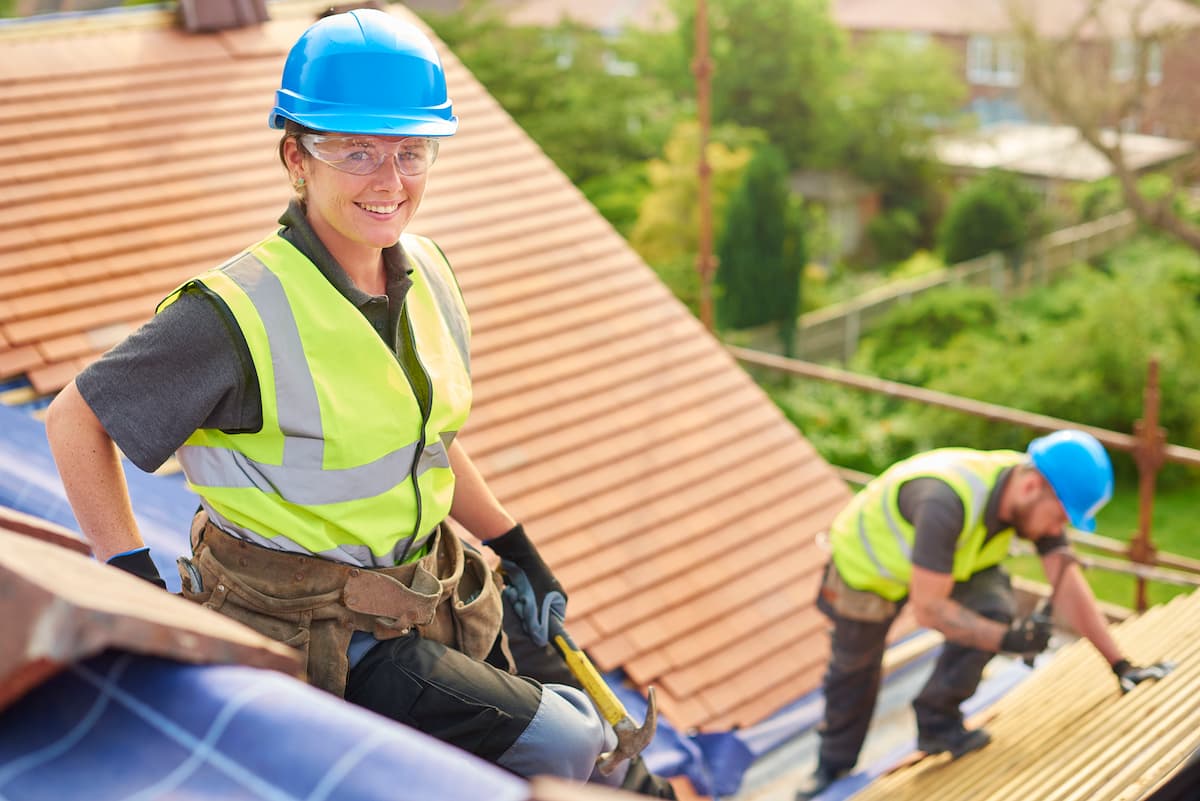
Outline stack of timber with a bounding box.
[854,589,1200,801]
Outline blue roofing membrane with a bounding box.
[1,651,527,801]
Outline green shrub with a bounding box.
[938,171,1041,264]
[866,206,922,263]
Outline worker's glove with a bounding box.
[1112,658,1173,693]
[999,615,1052,655]
[485,524,567,648]
[106,546,167,590]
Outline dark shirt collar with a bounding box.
[276,199,412,307]
[985,466,1014,537]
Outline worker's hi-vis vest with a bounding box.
[830,449,1024,601]
[158,233,472,567]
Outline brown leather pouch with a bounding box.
[821,562,898,623]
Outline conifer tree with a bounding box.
[716,144,805,354]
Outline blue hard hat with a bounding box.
[269,9,457,137]
[1027,430,1114,532]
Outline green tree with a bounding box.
[937,171,1042,264]
[670,0,847,170]
[629,119,757,273]
[422,3,678,186]
[836,34,964,189]
[837,33,966,257]
[715,144,805,354]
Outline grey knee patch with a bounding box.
[497,683,612,780]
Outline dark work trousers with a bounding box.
[346,590,676,798]
[815,564,1016,773]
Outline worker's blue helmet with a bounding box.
[1027,430,1113,532]
[269,9,457,137]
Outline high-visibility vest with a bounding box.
[158,232,471,567]
[830,449,1023,600]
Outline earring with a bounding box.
[295,176,305,188]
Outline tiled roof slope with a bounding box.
[0,2,854,731]
[856,589,1200,801]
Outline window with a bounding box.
[1148,41,1163,86]
[1112,39,1163,85]
[966,35,1023,86]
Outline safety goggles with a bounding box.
[298,134,440,176]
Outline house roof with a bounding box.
[831,0,1200,40]
[0,1,856,733]
[933,122,1196,182]
[0,506,301,714]
[495,0,674,33]
[852,588,1200,801]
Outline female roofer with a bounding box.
[45,9,673,796]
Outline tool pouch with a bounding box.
[819,561,898,623]
[178,511,509,694]
[414,530,508,663]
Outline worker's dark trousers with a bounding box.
[816,566,1016,773]
[347,590,677,798]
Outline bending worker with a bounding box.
[45,9,672,796]
[798,430,1165,799]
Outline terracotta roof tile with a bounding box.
[0,1,855,732]
[28,359,85,395]
[0,344,43,380]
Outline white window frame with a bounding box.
[966,35,1022,87]
[1148,41,1163,86]
[1112,39,1136,82]
[1113,39,1164,86]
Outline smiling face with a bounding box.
[283,133,430,272]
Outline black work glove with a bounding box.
[484,524,567,648]
[106,546,167,590]
[999,616,1052,655]
[1112,658,1174,693]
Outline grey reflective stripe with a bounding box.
[406,238,470,375]
[945,462,990,525]
[224,253,324,465]
[203,503,438,568]
[871,458,993,563]
[857,508,895,581]
[181,250,453,505]
[179,438,448,506]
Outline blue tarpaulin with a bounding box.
[1,651,527,801]
[0,402,193,592]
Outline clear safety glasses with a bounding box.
[298,134,440,176]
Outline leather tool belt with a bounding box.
[179,511,508,696]
[819,561,899,623]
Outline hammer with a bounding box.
[548,613,658,774]
[1023,549,1073,667]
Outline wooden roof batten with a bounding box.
[855,589,1200,801]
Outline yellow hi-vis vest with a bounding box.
[158,232,472,567]
[830,449,1023,601]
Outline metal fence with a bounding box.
[729,347,1200,611]
[795,210,1138,363]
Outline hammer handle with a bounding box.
[551,621,629,726]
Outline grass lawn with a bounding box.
[1005,482,1200,609]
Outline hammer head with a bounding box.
[596,686,658,775]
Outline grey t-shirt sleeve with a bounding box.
[899,477,966,575]
[75,288,260,473]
